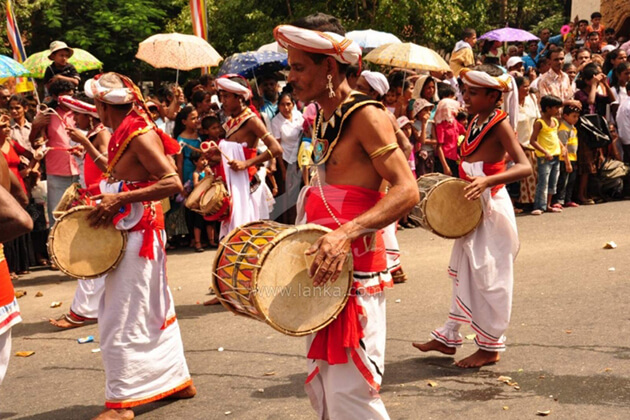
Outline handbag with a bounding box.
[577,114,611,149]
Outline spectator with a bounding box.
[449,28,477,76]
[8,95,32,152]
[563,63,578,86]
[146,99,167,132]
[575,47,593,70]
[345,65,360,90]
[522,40,540,71]
[604,28,619,48]
[551,106,581,208]
[174,105,201,185]
[395,79,414,118]
[270,91,303,224]
[28,79,78,227]
[538,28,563,56]
[411,98,436,175]
[575,19,590,48]
[43,41,80,89]
[611,62,630,104]
[587,31,605,55]
[191,90,213,119]
[587,12,605,39]
[563,35,576,64]
[383,84,399,114]
[530,95,564,215]
[433,88,463,177]
[189,152,217,252]
[574,63,616,204]
[0,86,10,110]
[603,49,628,82]
[538,49,581,108]
[617,84,630,163]
[259,74,280,123]
[506,56,524,75]
[515,76,540,207]
[183,78,203,103]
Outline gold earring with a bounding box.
[327,74,335,98]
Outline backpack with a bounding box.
[577,114,611,149]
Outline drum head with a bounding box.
[425,179,482,238]
[255,226,352,336]
[185,175,214,210]
[199,183,221,214]
[53,182,81,217]
[48,206,126,279]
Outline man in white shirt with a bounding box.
[616,86,630,164]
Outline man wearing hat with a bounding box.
[43,41,80,88]
[274,20,418,419]
[84,72,196,419]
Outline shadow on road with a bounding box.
[14,273,73,287]
[12,405,102,420]
[175,303,225,319]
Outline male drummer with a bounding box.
[214,74,282,237]
[413,66,531,368]
[274,20,418,419]
[84,72,195,419]
[0,152,32,385]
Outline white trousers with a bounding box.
[70,276,105,319]
[0,329,11,385]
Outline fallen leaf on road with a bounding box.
[565,330,572,334]
[507,381,518,386]
[604,368,612,372]
[497,376,512,383]
[608,267,615,272]
[257,388,264,393]
[395,299,401,303]
[537,410,551,416]
[263,371,276,376]
[539,375,546,379]
[224,411,232,415]
[518,368,524,372]
[91,348,101,353]
[14,290,27,298]
[15,351,35,357]
[514,385,521,390]
[217,347,224,352]
[427,381,438,387]
[503,406,509,410]
[50,301,62,308]
[465,334,476,340]
[603,241,617,249]
[35,291,43,297]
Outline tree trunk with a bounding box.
[285,0,292,18]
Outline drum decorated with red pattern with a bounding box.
[212,221,352,336]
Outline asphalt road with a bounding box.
[2,201,630,420]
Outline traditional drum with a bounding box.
[48,206,127,279]
[52,183,93,219]
[199,181,230,219]
[184,174,214,211]
[212,221,353,336]
[410,173,482,239]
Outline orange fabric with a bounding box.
[0,246,15,307]
[105,379,193,409]
[458,160,506,196]
[460,110,507,158]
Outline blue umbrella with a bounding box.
[218,51,288,79]
[346,29,402,50]
[0,55,30,78]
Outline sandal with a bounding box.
[392,269,408,284]
[579,198,595,205]
[194,241,205,253]
[565,202,579,208]
[49,313,96,329]
[531,209,544,215]
[551,203,563,209]
[547,207,562,213]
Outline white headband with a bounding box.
[273,24,362,65]
[84,78,134,105]
[460,69,513,92]
[361,70,389,96]
[58,95,99,118]
[216,77,252,100]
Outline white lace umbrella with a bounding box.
[364,42,449,72]
[136,33,223,83]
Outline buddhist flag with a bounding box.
[190,0,209,74]
[5,0,34,93]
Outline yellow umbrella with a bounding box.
[364,42,449,72]
[136,33,223,83]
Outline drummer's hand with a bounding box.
[69,145,84,156]
[66,127,90,146]
[443,166,453,176]
[88,193,123,228]
[464,176,489,201]
[305,229,352,287]
[228,160,248,171]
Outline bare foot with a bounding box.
[49,315,84,329]
[412,339,456,355]
[204,297,220,306]
[455,349,500,368]
[92,408,134,420]
[167,384,197,400]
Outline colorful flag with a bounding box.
[5,0,34,92]
[190,0,209,74]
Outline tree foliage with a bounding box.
[1,0,567,82]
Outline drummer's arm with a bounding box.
[0,186,32,242]
[246,118,283,167]
[387,112,412,158]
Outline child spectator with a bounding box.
[530,95,564,215]
[434,85,464,176]
[190,151,218,252]
[410,98,436,175]
[43,41,80,89]
[587,12,605,39]
[174,105,201,185]
[551,106,580,208]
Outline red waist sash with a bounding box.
[0,245,14,307]
[113,181,165,260]
[458,160,507,196]
[305,184,385,364]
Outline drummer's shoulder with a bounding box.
[488,118,516,143]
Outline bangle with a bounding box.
[265,149,274,160]
[160,172,178,180]
[395,129,402,135]
[260,132,273,141]
[94,153,106,163]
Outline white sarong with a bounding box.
[0,297,21,386]
[99,229,191,408]
[431,161,519,351]
[70,276,105,320]
[382,223,401,275]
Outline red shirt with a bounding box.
[436,120,466,161]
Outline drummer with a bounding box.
[274,19,418,419]
[412,67,531,368]
[84,72,196,419]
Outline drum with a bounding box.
[53,183,92,219]
[212,221,353,336]
[48,206,127,279]
[184,174,214,211]
[410,173,482,239]
[199,181,230,218]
